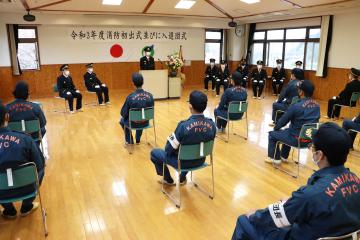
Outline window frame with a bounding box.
[204,29,224,64]
[251,26,320,71]
[17,25,41,71]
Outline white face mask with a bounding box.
[88,68,93,73]
[145,52,150,57]
[257,65,262,70]
[277,64,282,68]
[64,70,70,76]
[296,65,302,69]
[210,63,215,67]
[221,64,225,70]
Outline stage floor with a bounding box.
[0,87,359,240]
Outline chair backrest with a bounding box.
[178,140,214,161]
[318,229,360,240]
[228,101,248,114]
[350,92,360,104]
[8,119,40,134]
[0,163,37,191]
[53,84,59,93]
[299,123,319,142]
[129,107,154,122]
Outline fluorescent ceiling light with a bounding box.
[175,0,196,9]
[102,0,123,5]
[240,0,260,4]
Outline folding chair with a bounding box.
[274,96,300,124]
[0,162,48,237]
[124,107,157,154]
[332,92,360,119]
[85,90,99,107]
[52,84,67,113]
[318,229,360,240]
[273,123,320,178]
[162,140,215,208]
[8,119,45,154]
[216,101,248,143]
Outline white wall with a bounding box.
[227,26,246,61]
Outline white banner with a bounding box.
[68,27,189,42]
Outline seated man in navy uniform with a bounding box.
[271,59,286,96]
[0,102,45,219]
[326,67,360,119]
[342,112,360,150]
[57,64,83,113]
[295,60,305,80]
[216,60,231,97]
[84,63,110,105]
[232,122,360,240]
[139,46,155,70]
[150,91,216,185]
[120,73,154,145]
[6,81,47,140]
[269,68,303,126]
[236,59,249,88]
[266,80,320,164]
[214,72,247,132]
[204,58,219,92]
[250,60,267,99]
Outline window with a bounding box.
[17,26,40,70]
[251,26,320,70]
[204,29,223,63]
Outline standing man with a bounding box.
[204,58,219,92]
[266,80,320,164]
[6,81,47,139]
[140,46,155,70]
[216,60,230,97]
[150,91,216,185]
[342,112,360,150]
[236,59,249,88]
[271,59,286,96]
[57,64,83,114]
[250,60,267,99]
[120,73,154,145]
[214,72,247,132]
[326,68,360,119]
[232,122,360,240]
[0,102,45,219]
[84,63,110,106]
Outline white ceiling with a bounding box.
[1,0,360,22]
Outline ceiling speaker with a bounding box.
[228,20,237,28]
[23,12,36,22]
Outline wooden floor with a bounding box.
[0,86,359,240]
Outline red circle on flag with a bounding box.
[110,44,123,58]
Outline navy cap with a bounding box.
[312,122,351,166]
[132,73,144,87]
[299,80,314,96]
[209,58,215,63]
[144,46,152,52]
[240,59,246,64]
[292,68,304,80]
[232,71,242,85]
[220,60,227,64]
[276,59,283,64]
[295,60,303,66]
[13,81,29,100]
[60,64,69,71]
[257,60,263,65]
[85,63,93,68]
[189,90,207,113]
[350,68,360,77]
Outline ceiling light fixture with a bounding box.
[240,0,260,4]
[102,0,123,5]
[175,0,196,9]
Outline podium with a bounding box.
[140,70,168,99]
[168,77,181,98]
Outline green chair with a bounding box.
[162,140,215,208]
[317,229,360,240]
[124,107,156,154]
[8,119,45,154]
[332,92,360,119]
[0,162,48,236]
[274,96,300,124]
[53,84,68,113]
[273,122,320,178]
[215,101,248,143]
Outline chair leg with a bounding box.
[245,114,248,140]
[161,164,181,208]
[190,166,215,200]
[153,124,157,147]
[37,190,48,237]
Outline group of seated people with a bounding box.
[56,63,111,113]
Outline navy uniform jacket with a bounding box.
[0,127,45,173]
[275,97,320,137]
[236,65,249,78]
[57,75,77,97]
[6,99,47,137]
[355,113,360,124]
[205,65,220,79]
[140,56,155,70]
[271,67,286,82]
[250,69,267,83]
[84,72,102,91]
[218,86,247,119]
[120,89,154,123]
[277,79,300,105]
[219,67,231,82]
[165,114,216,162]
[247,165,360,240]
[338,79,360,105]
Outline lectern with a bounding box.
[140,70,168,100]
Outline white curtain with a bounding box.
[316,16,331,77]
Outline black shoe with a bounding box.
[20,202,39,217]
[179,176,187,186]
[1,208,17,219]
